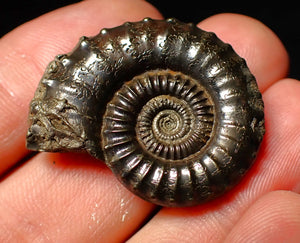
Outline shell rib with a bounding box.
[26,18,265,207]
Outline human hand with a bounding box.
[0,1,299,242]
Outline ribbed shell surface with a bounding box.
[26,18,265,207]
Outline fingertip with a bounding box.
[225,190,300,243]
[263,78,300,147]
[198,13,289,92]
[0,152,156,242]
[245,78,300,201]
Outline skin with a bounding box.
[0,0,300,242]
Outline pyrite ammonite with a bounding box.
[26,18,265,207]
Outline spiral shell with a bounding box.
[26,18,265,207]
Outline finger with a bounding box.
[0,152,156,242]
[0,0,162,173]
[198,13,289,92]
[224,191,300,243]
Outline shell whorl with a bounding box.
[102,70,214,162]
[26,18,265,207]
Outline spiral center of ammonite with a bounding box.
[138,95,194,149]
[154,109,181,136]
[102,69,215,161]
[130,70,215,161]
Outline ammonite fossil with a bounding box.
[26,18,265,207]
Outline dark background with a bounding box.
[1,1,299,80]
